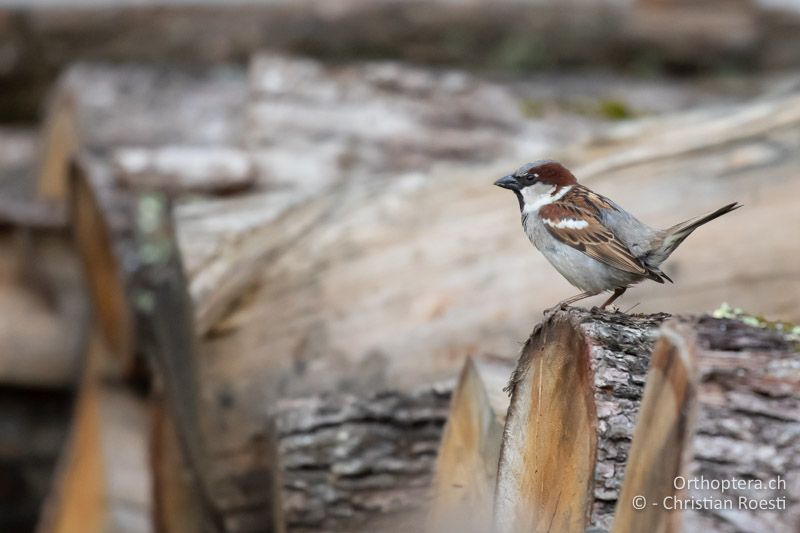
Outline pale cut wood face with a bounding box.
[430,355,513,533]
[612,329,694,533]
[494,316,597,533]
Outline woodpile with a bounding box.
[426,310,800,533]
[0,29,799,531]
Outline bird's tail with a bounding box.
[651,202,741,264]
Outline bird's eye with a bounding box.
[525,174,536,184]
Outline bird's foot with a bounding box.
[601,305,621,313]
[543,301,569,318]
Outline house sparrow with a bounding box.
[495,160,740,311]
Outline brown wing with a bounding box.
[539,199,652,278]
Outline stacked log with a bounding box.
[0,127,84,387]
[429,355,514,533]
[428,310,800,533]
[613,316,800,532]
[267,384,452,532]
[0,234,82,387]
[493,309,668,532]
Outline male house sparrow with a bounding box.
[495,160,740,310]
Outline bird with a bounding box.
[494,160,741,311]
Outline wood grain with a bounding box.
[36,335,151,533]
[430,355,514,533]
[494,314,598,533]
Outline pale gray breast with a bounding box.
[522,212,643,293]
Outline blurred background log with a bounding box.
[267,384,451,533]
[429,355,513,533]
[3,0,800,123]
[193,80,800,440]
[0,385,71,532]
[35,64,249,206]
[113,147,255,195]
[69,156,137,376]
[0,233,82,388]
[36,335,151,533]
[151,402,204,533]
[0,126,85,388]
[494,309,668,532]
[0,128,85,532]
[614,317,800,532]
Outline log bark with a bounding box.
[127,190,230,533]
[494,308,669,532]
[429,354,514,533]
[0,197,65,229]
[0,126,64,228]
[36,334,151,533]
[267,383,452,533]
[613,316,800,533]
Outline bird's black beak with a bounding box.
[494,174,519,191]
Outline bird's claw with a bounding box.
[543,302,569,318]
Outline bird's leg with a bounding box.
[543,291,596,316]
[600,288,626,310]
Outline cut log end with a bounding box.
[36,335,151,533]
[69,156,136,373]
[495,308,669,532]
[429,354,514,533]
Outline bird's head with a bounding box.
[494,160,578,212]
